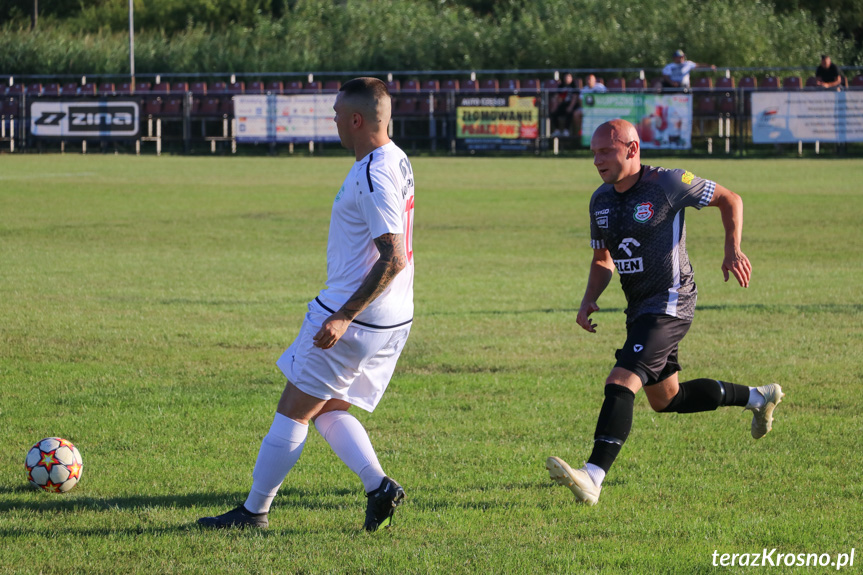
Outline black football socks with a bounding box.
[587,384,635,474]
[660,378,750,413]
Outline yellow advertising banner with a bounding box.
[457,96,538,139]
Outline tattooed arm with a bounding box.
[312,233,407,349]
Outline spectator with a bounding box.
[660,49,716,89]
[550,73,578,136]
[815,55,844,89]
[573,74,607,138]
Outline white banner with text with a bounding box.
[751,91,863,143]
[235,94,339,143]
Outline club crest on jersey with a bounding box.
[633,202,654,223]
[681,171,695,185]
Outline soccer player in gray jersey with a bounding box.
[547,119,784,505]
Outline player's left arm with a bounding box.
[313,233,407,349]
[708,184,752,287]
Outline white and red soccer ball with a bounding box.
[25,437,83,493]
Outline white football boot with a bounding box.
[546,456,601,505]
[748,383,785,439]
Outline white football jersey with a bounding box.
[315,141,415,330]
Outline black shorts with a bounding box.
[614,314,691,386]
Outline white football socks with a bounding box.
[584,463,606,487]
[746,387,766,410]
[244,412,308,514]
[314,410,386,493]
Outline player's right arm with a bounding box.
[708,184,751,288]
[577,248,615,333]
[312,232,407,350]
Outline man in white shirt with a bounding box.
[573,74,608,138]
[199,77,415,532]
[661,49,716,89]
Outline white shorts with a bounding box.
[276,302,411,412]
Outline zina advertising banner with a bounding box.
[581,93,693,149]
[30,100,140,139]
[456,95,539,151]
[235,94,339,143]
[752,91,863,143]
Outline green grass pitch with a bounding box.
[1,154,861,573]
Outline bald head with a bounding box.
[594,119,640,147]
[590,118,642,191]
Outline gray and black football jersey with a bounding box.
[588,165,715,323]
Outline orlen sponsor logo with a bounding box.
[615,258,643,274]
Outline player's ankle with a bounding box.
[584,463,606,487]
[746,387,765,410]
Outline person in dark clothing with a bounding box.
[815,55,844,89]
[546,119,784,505]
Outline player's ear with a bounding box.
[352,111,364,130]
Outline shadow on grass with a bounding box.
[0,479,612,536]
[0,485,356,515]
[423,302,862,317]
[0,486,399,537]
[391,479,623,512]
[0,525,197,537]
[0,522,345,537]
[0,478,577,515]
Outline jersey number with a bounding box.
[399,158,415,265]
[405,195,414,264]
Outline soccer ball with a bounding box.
[25,437,84,493]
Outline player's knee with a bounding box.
[311,401,351,423]
[648,394,673,412]
[605,369,642,393]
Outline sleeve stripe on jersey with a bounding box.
[699,180,716,207]
[366,153,376,193]
[590,239,606,249]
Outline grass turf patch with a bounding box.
[1,155,861,573]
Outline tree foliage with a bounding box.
[774,0,863,47]
[0,0,286,31]
[0,0,859,76]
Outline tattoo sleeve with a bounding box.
[338,233,407,320]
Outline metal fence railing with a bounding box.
[3,68,862,156]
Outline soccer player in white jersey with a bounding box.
[199,77,415,530]
[547,119,784,505]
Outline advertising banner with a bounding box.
[581,93,692,149]
[751,91,863,143]
[235,94,339,144]
[234,95,273,143]
[275,94,339,143]
[456,95,538,151]
[30,100,140,139]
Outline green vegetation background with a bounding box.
[1,0,861,76]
